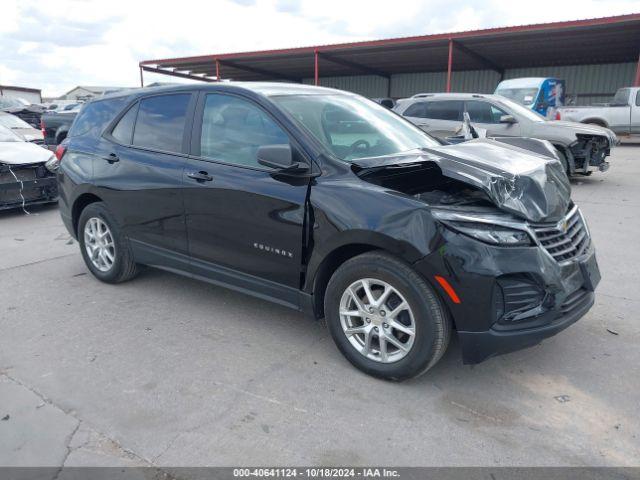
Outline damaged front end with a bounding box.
[352,138,600,363]
[569,134,612,174]
[0,162,58,211]
[353,138,571,223]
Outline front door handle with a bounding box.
[187,171,213,182]
[104,153,119,163]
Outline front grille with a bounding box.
[531,207,590,263]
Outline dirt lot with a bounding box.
[1,146,639,468]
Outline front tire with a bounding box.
[324,252,451,381]
[78,202,139,284]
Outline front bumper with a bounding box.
[413,215,600,364]
[457,288,594,364]
[0,165,58,211]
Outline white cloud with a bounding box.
[1,0,639,97]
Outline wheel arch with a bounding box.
[55,126,69,145]
[581,118,608,128]
[307,232,424,319]
[552,143,575,174]
[72,193,103,237]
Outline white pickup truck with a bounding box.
[557,87,640,137]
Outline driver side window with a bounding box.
[466,100,508,124]
[200,94,290,167]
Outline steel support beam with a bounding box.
[140,65,215,82]
[451,40,504,75]
[218,59,300,82]
[314,49,319,86]
[216,59,221,81]
[139,66,144,87]
[317,51,390,79]
[446,39,453,93]
[635,51,640,87]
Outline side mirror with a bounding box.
[499,114,517,124]
[257,144,309,174]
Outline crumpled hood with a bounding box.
[544,120,617,144]
[352,138,571,223]
[0,141,53,166]
[11,128,43,143]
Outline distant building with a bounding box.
[62,86,128,101]
[0,85,42,105]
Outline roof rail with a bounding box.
[411,93,434,98]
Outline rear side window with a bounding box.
[423,101,463,121]
[636,90,640,107]
[132,94,191,153]
[68,97,127,138]
[403,102,428,118]
[111,103,138,145]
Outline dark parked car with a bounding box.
[41,104,81,146]
[56,84,600,380]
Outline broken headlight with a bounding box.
[44,154,59,173]
[441,220,533,246]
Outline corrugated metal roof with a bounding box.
[140,14,640,83]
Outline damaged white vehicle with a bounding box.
[395,93,618,176]
[0,125,58,211]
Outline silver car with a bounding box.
[394,93,618,175]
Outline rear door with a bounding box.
[182,92,311,304]
[465,99,522,137]
[98,92,195,265]
[401,101,430,129]
[421,100,464,140]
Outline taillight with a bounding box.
[40,118,46,137]
[555,111,561,120]
[55,144,67,161]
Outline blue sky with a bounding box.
[1,0,639,97]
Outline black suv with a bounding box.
[56,83,600,380]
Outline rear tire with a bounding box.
[78,202,139,284]
[324,252,451,381]
[555,148,570,176]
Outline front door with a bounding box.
[182,92,310,304]
[465,100,522,137]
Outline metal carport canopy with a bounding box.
[139,13,640,90]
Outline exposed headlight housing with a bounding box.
[432,210,534,246]
[443,220,533,246]
[44,154,59,173]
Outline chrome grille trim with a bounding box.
[530,206,590,263]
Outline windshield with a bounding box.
[496,97,546,122]
[0,113,32,129]
[271,93,440,161]
[495,87,539,106]
[0,125,24,142]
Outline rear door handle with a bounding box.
[187,171,213,182]
[104,153,119,163]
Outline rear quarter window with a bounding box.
[68,97,129,138]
